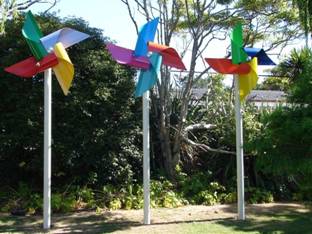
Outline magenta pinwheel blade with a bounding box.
[106,43,150,69]
[40,27,90,52]
[5,53,59,78]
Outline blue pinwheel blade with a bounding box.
[244,48,276,65]
[134,17,159,57]
[135,53,162,97]
[40,27,90,52]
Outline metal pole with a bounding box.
[43,68,52,229]
[234,75,245,220]
[143,90,150,225]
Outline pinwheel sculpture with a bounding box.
[205,23,275,220]
[5,11,89,229]
[106,17,186,224]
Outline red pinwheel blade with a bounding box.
[148,42,186,70]
[5,53,58,78]
[205,58,250,74]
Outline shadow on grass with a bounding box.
[0,212,140,233]
[0,213,234,233]
[216,204,312,234]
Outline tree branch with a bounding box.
[183,136,236,155]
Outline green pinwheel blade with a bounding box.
[22,11,48,60]
[231,23,248,64]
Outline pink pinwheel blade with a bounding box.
[5,53,59,77]
[205,58,250,74]
[106,43,150,69]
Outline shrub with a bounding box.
[246,187,274,204]
[51,193,76,213]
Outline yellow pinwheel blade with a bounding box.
[238,57,258,101]
[52,42,74,95]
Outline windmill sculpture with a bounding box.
[205,23,275,220]
[5,11,90,229]
[106,17,186,224]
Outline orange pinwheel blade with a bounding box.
[5,53,58,78]
[148,42,186,70]
[205,58,250,75]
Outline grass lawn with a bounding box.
[1,203,312,233]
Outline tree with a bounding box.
[293,0,312,46]
[0,0,58,33]
[254,48,312,198]
[256,77,290,91]
[121,0,302,178]
[0,13,141,189]
[272,48,312,83]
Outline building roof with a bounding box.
[191,88,207,100]
[191,89,287,102]
[246,90,287,102]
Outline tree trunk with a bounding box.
[158,108,174,177]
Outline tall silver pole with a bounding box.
[143,90,151,225]
[43,68,52,229]
[234,75,245,220]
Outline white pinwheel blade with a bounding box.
[40,27,90,52]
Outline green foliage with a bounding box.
[293,0,312,36]
[246,187,274,204]
[51,193,76,213]
[0,182,42,214]
[0,13,141,191]
[236,0,299,46]
[1,175,278,215]
[256,76,290,91]
[271,48,312,84]
[255,107,312,175]
[150,179,186,208]
[76,186,96,209]
[293,184,312,201]
[184,75,236,181]
[184,75,263,191]
[288,49,312,104]
[255,49,312,176]
[108,198,122,210]
[252,48,312,201]
[222,192,237,204]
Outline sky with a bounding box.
[28,0,228,79]
[29,0,141,49]
[28,0,237,59]
[28,0,305,83]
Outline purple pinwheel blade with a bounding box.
[106,43,150,69]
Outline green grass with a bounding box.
[173,215,312,234]
[1,204,312,233]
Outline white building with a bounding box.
[246,90,287,109]
[190,89,287,109]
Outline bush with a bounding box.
[1,180,278,215]
[221,192,237,204]
[246,187,274,204]
[51,193,76,213]
[2,182,42,215]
